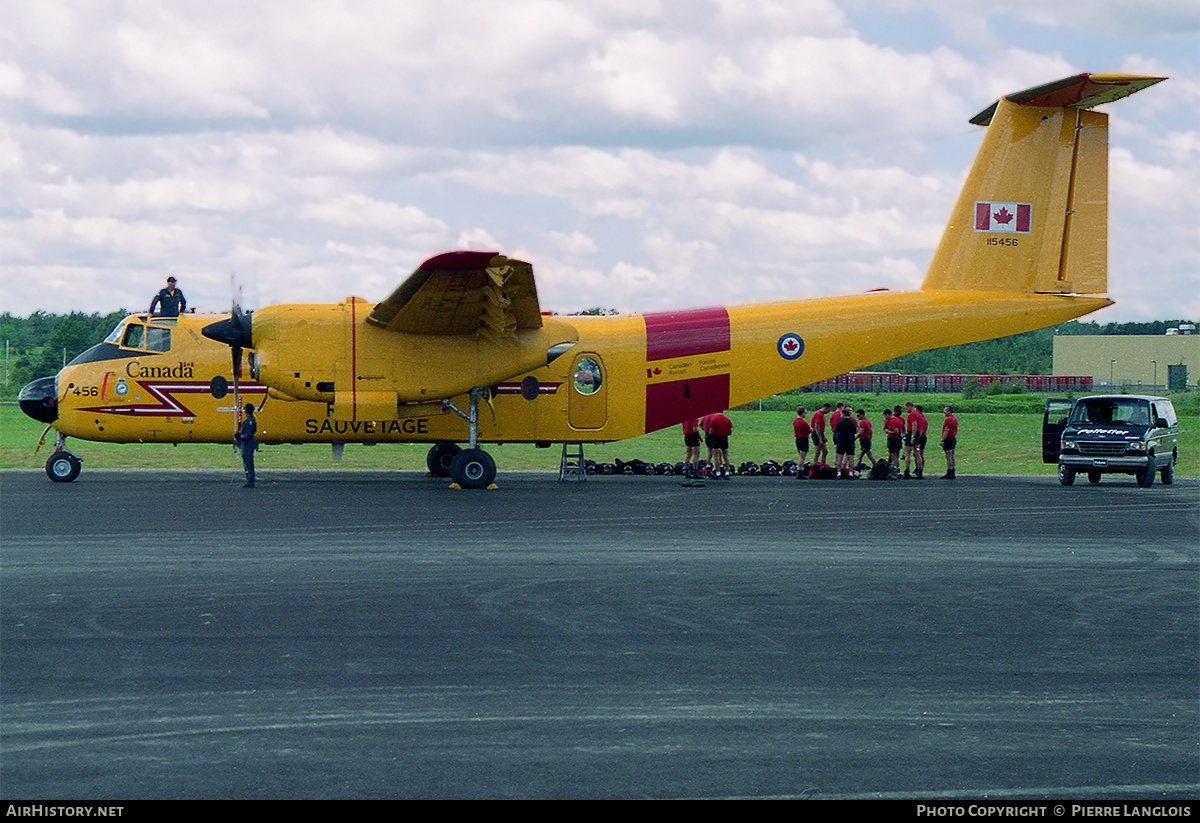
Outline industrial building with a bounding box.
[1053,327,1198,391]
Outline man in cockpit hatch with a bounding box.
[149,276,187,316]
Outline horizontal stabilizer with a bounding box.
[970,73,1165,126]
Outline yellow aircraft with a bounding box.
[19,73,1164,487]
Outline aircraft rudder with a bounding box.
[921,74,1164,297]
[922,99,1091,295]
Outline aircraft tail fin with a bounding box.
[921,73,1164,296]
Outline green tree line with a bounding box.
[1,310,1195,399]
[2,309,132,397]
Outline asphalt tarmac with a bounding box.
[1,468,1197,800]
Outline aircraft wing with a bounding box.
[366,251,545,339]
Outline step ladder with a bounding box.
[559,442,587,482]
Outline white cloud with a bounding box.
[0,0,1193,323]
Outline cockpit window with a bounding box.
[122,323,144,349]
[116,323,171,352]
[146,327,171,352]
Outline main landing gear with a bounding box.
[429,388,498,490]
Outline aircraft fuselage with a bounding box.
[27,287,1107,451]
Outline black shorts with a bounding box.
[835,439,854,456]
[684,432,701,448]
[795,436,809,453]
[888,436,902,454]
[709,434,729,450]
[914,434,927,450]
[942,436,957,451]
[858,437,871,452]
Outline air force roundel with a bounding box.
[777,333,804,360]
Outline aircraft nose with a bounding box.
[18,376,58,423]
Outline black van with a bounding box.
[1043,395,1179,487]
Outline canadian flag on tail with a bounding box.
[974,201,1032,233]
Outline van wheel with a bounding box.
[1136,462,1155,488]
[1160,461,1174,485]
[1058,463,1075,486]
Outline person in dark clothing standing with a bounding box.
[149,276,187,316]
[833,409,858,478]
[234,403,257,488]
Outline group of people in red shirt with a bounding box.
[681,401,958,482]
[794,401,958,480]
[682,411,735,479]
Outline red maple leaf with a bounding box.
[993,207,1014,225]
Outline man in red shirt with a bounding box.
[904,402,927,479]
[884,408,903,469]
[854,408,875,470]
[810,403,830,466]
[706,411,734,478]
[940,405,959,479]
[914,404,929,479]
[682,418,702,478]
[792,407,811,471]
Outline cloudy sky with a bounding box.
[1,0,1197,323]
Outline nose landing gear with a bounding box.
[40,431,82,483]
[46,450,83,483]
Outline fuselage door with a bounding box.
[568,354,606,430]
[1042,397,1073,463]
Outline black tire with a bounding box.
[46,452,82,483]
[450,448,496,489]
[1087,471,1101,484]
[1057,463,1075,486]
[1136,460,1155,488]
[426,442,461,477]
[1161,460,1174,485]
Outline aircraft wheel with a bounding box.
[46,451,82,483]
[1057,463,1075,486]
[450,448,496,489]
[426,442,461,477]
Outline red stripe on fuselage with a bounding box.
[645,374,730,435]
[644,307,731,361]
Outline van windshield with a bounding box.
[1069,398,1151,427]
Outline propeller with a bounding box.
[202,277,254,437]
[202,303,253,381]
